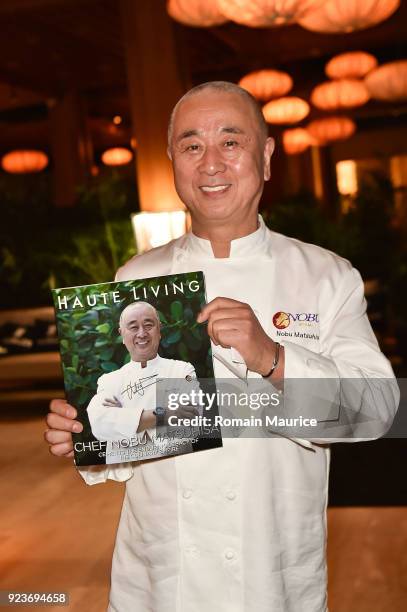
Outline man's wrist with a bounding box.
[261,342,281,378]
[153,406,167,427]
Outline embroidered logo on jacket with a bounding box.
[272,311,319,329]
[272,311,320,340]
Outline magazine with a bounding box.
[52,271,222,467]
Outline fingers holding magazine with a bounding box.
[44,398,83,457]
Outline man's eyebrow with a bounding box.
[127,317,155,325]
[221,126,245,134]
[176,129,200,143]
[176,126,245,143]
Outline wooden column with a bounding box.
[284,153,304,196]
[310,145,339,218]
[48,91,93,207]
[120,0,185,212]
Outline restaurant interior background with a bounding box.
[0,1,406,610]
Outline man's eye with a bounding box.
[185,144,200,152]
[224,140,238,148]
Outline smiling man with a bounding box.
[120,302,161,364]
[45,82,398,612]
[168,82,274,260]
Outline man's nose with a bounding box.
[198,146,226,175]
[136,326,148,337]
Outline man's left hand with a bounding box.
[197,297,279,376]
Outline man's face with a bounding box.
[119,305,161,363]
[169,90,274,229]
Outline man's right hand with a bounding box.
[44,399,83,457]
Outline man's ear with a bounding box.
[167,146,172,161]
[263,137,275,182]
[119,327,124,343]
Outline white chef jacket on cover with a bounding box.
[77,216,398,612]
[86,356,199,464]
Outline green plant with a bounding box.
[0,170,137,307]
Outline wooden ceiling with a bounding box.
[0,0,406,147]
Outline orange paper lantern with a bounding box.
[238,69,293,101]
[364,60,407,102]
[167,0,227,26]
[1,150,48,174]
[217,0,324,27]
[298,0,400,33]
[263,97,310,124]
[325,51,378,79]
[283,128,317,154]
[101,147,133,166]
[307,116,356,144]
[311,79,370,110]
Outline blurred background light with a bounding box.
[101,147,133,166]
[167,0,227,27]
[307,116,356,143]
[217,0,325,27]
[325,51,378,80]
[131,210,189,253]
[262,96,310,124]
[298,0,400,33]
[311,79,370,110]
[238,69,293,101]
[364,60,407,101]
[283,127,317,154]
[1,150,49,174]
[336,159,358,195]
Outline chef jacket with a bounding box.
[78,215,398,612]
[87,356,199,465]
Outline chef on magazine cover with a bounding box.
[87,301,202,464]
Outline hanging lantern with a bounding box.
[263,97,310,124]
[298,0,400,33]
[307,116,356,144]
[101,147,133,166]
[217,0,325,27]
[238,69,293,101]
[325,51,378,80]
[1,150,48,174]
[167,0,227,26]
[364,60,407,102]
[282,128,317,154]
[311,79,370,110]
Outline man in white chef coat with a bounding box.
[87,301,200,464]
[45,81,399,612]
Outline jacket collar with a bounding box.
[128,354,161,370]
[176,214,272,261]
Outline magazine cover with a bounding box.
[52,271,222,467]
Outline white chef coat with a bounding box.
[86,356,199,465]
[78,215,398,612]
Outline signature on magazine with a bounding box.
[121,374,159,400]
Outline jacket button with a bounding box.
[224,549,235,561]
[182,489,192,499]
[185,545,198,555]
[226,490,236,501]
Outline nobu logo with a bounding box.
[273,311,319,329]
